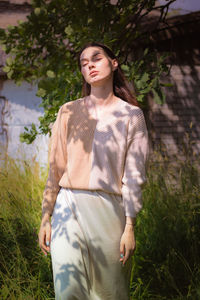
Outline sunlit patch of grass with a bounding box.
[0,156,54,300]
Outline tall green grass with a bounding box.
[0,153,199,299]
[0,157,54,300]
[131,152,200,300]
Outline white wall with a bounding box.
[0,79,49,167]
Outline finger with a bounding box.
[120,241,125,255]
[119,242,125,262]
[45,225,51,252]
[123,249,130,265]
[131,247,136,256]
[38,234,48,256]
[41,235,50,253]
[41,248,48,256]
[130,242,136,256]
[119,253,124,262]
[42,243,50,253]
[39,229,49,254]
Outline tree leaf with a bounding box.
[64,26,73,36]
[34,8,41,16]
[46,70,55,78]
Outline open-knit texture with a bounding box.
[42,97,149,218]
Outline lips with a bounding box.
[89,71,98,77]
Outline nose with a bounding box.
[88,60,95,69]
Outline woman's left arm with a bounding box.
[119,217,136,265]
[119,108,149,265]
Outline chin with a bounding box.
[89,74,112,86]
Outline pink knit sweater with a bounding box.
[42,97,149,218]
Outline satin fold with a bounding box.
[50,188,132,300]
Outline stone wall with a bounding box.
[148,65,200,158]
[0,0,31,29]
[146,11,200,158]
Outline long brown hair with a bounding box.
[77,42,138,106]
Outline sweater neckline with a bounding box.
[80,96,124,123]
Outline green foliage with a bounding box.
[122,49,170,104]
[0,0,174,143]
[20,123,38,144]
[131,154,200,300]
[0,153,199,299]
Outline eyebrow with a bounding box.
[80,51,102,62]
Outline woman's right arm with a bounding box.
[38,212,51,255]
[38,105,67,254]
[42,106,67,217]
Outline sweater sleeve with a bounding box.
[42,105,67,216]
[121,108,149,218]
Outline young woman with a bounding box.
[38,42,149,300]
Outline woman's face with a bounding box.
[80,46,118,86]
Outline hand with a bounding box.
[119,225,136,265]
[38,214,51,256]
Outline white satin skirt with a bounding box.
[50,188,132,300]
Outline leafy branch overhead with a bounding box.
[0,0,175,143]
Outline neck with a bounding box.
[89,79,116,107]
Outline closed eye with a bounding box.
[81,62,88,67]
[94,57,102,61]
[81,56,102,67]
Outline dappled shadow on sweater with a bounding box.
[44,98,148,299]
